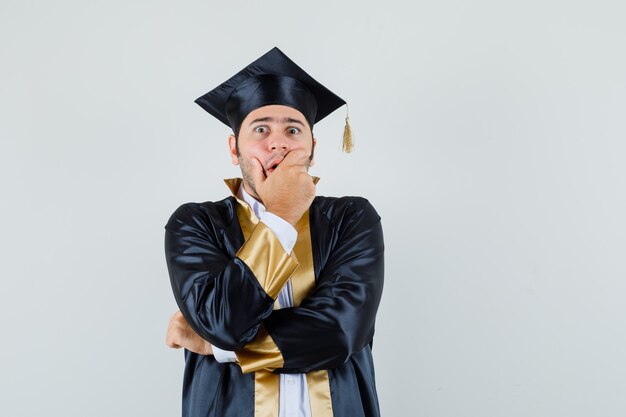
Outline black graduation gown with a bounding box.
[164,194,385,417]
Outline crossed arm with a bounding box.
[164,197,384,373]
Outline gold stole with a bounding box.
[224,178,334,417]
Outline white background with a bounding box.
[1,0,626,416]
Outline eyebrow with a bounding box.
[247,116,305,127]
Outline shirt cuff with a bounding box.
[213,346,239,363]
[261,212,298,254]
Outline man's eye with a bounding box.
[288,127,301,134]
[255,126,268,133]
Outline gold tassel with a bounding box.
[342,104,354,153]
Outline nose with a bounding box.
[267,130,290,151]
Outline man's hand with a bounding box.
[165,310,214,356]
[250,149,316,226]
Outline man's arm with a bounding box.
[164,202,299,351]
[165,208,298,360]
[166,198,384,372]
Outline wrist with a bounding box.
[202,340,213,356]
[265,208,298,226]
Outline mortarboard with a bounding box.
[194,47,353,152]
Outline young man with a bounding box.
[164,47,385,417]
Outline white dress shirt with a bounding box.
[212,184,312,417]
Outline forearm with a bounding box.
[165,203,299,350]
[236,275,383,373]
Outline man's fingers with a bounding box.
[166,338,182,349]
[280,149,310,168]
[165,330,181,348]
[166,310,186,349]
[249,157,266,184]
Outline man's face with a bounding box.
[228,104,316,199]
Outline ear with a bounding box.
[228,134,239,165]
[309,137,317,168]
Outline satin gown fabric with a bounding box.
[164,195,385,417]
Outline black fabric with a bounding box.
[194,47,346,136]
[328,347,381,417]
[225,74,318,136]
[164,195,384,417]
[182,351,255,417]
[266,197,384,372]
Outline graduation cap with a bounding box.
[195,47,354,152]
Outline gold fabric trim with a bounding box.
[254,371,280,417]
[236,325,284,373]
[224,177,244,199]
[291,209,316,305]
[288,206,333,417]
[306,371,334,417]
[236,222,300,300]
[226,177,333,417]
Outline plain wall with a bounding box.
[1,0,625,416]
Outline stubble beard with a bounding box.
[239,157,261,200]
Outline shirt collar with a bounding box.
[238,182,265,219]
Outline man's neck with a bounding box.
[241,181,263,205]
[239,181,264,213]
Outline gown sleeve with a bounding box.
[164,202,300,350]
[234,197,385,373]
